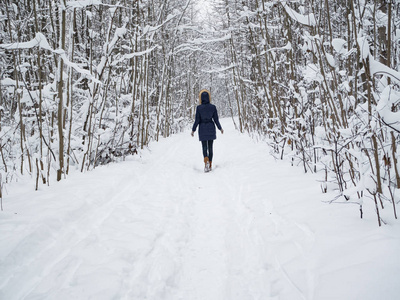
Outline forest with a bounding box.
[0,0,399,226]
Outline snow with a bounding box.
[396,29,400,42]
[0,32,53,51]
[0,78,17,86]
[370,55,400,83]
[303,63,323,83]
[1,119,399,300]
[281,2,316,27]
[301,32,319,54]
[0,33,100,84]
[332,38,347,54]
[326,53,335,67]
[356,34,400,83]
[357,36,370,60]
[186,34,232,46]
[123,46,159,59]
[202,64,236,74]
[377,86,400,131]
[238,7,257,19]
[67,0,103,9]
[267,42,292,53]
[60,53,101,84]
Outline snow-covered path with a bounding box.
[1,119,400,300]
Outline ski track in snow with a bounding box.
[1,118,400,300]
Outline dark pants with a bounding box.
[201,140,214,162]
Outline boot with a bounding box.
[209,161,212,170]
[204,157,210,172]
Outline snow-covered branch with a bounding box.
[0,32,100,84]
[281,2,316,27]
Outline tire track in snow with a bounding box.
[120,136,198,299]
[174,128,276,300]
[174,176,231,300]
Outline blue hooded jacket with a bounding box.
[192,91,222,141]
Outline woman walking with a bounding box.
[191,89,223,172]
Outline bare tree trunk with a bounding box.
[386,0,392,85]
[66,8,77,175]
[0,174,3,211]
[372,132,383,195]
[141,55,147,147]
[129,26,139,146]
[391,131,400,188]
[33,0,46,184]
[373,193,382,227]
[145,53,150,145]
[57,0,66,181]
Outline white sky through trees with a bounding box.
[193,0,219,30]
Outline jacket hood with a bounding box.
[199,89,211,104]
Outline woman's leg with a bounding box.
[201,141,211,171]
[201,141,208,158]
[208,140,214,162]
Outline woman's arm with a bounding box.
[191,106,201,136]
[213,107,223,132]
